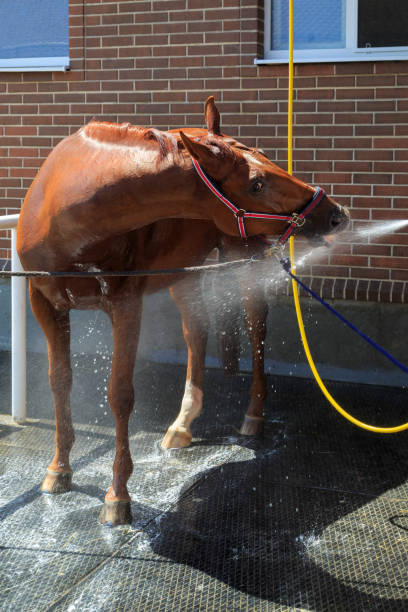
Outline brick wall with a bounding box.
[0,0,407,302]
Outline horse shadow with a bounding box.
[142,431,408,611]
[125,366,408,610]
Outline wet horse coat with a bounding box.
[17,97,349,525]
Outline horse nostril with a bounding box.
[330,206,349,230]
[331,214,342,228]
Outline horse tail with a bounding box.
[212,240,242,375]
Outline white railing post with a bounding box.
[11,224,26,423]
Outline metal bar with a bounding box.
[0,214,19,229]
[10,224,27,423]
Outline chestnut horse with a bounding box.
[17,97,349,525]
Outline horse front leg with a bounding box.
[239,280,269,436]
[161,277,208,449]
[99,300,142,526]
[29,285,74,494]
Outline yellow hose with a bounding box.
[289,239,408,433]
[287,0,408,434]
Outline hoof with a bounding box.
[99,500,132,526]
[161,428,192,449]
[240,415,264,436]
[41,470,72,494]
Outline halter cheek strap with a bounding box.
[191,156,325,246]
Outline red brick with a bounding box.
[394,246,408,257]
[336,88,374,99]
[316,149,353,160]
[353,197,391,208]
[171,10,204,21]
[375,112,408,124]
[317,76,355,88]
[350,267,389,280]
[9,148,38,157]
[297,89,334,100]
[335,113,372,124]
[330,255,368,267]
[334,137,372,148]
[354,245,391,256]
[355,125,393,136]
[395,125,408,136]
[357,100,395,112]
[333,184,371,196]
[377,87,408,99]
[392,270,408,281]
[154,22,186,34]
[375,61,408,74]
[318,101,355,112]
[356,75,395,87]
[393,174,408,185]
[296,64,334,76]
[374,137,408,148]
[315,172,351,184]
[372,208,408,219]
[335,161,371,172]
[371,257,408,270]
[355,149,393,161]
[354,173,391,184]
[394,198,408,209]
[335,62,374,75]
[317,126,353,137]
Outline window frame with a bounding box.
[0,57,69,72]
[0,0,69,73]
[256,0,408,65]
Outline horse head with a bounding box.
[180,97,349,245]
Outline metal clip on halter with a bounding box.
[290,213,306,228]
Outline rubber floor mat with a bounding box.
[0,358,406,611]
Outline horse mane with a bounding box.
[81,121,176,161]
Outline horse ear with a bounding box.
[179,131,220,164]
[180,130,234,179]
[205,96,221,135]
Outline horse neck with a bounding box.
[126,162,213,227]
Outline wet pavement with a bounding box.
[0,352,407,611]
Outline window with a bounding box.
[0,0,69,72]
[257,0,408,64]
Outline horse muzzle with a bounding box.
[304,202,350,247]
[329,203,350,233]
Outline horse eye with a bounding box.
[252,181,263,193]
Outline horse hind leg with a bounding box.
[239,282,268,436]
[161,277,208,449]
[161,379,204,449]
[29,286,74,494]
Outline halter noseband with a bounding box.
[191,156,325,246]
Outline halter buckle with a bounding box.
[290,213,306,228]
[235,209,246,218]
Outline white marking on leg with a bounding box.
[169,380,203,435]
